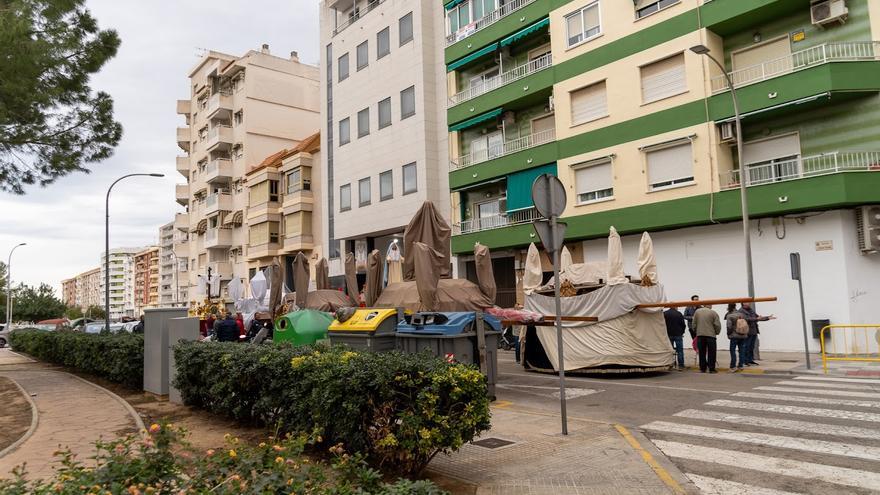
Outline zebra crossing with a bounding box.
[640,375,880,494]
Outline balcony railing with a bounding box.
[333,0,385,36]
[449,53,552,106]
[711,41,880,94]
[719,151,880,190]
[453,207,541,235]
[451,128,555,171]
[446,0,536,46]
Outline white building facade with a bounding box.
[100,247,143,320]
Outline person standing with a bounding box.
[740,302,774,366]
[235,312,246,338]
[215,313,239,342]
[683,295,699,339]
[693,304,721,373]
[664,306,686,371]
[725,304,748,372]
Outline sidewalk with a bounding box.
[428,406,696,495]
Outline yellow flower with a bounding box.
[291,356,306,368]
[228,449,237,458]
[273,444,284,452]
[148,424,161,434]
[275,456,284,463]
[258,442,266,448]
[206,449,215,456]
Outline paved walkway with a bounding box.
[0,350,143,480]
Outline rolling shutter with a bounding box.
[646,142,693,185]
[575,160,612,195]
[641,53,686,103]
[570,81,607,125]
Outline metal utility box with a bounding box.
[168,316,200,404]
[144,307,187,395]
[328,308,399,352]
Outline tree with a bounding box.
[85,304,106,320]
[0,0,123,194]
[64,305,83,319]
[9,282,67,322]
[0,261,7,322]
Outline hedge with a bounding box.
[10,330,143,388]
[173,343,492,476]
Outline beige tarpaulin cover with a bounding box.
[293,253,309,309]
[403,201,451,281]
[365,249,384,306]
[522,243,543,293]
[284,290,355,312]
[315,257,330,290]
[638,232,658,286]
[561,262,607,286]
[268,257,285,319]
[375,279,493,312]
[560,246,573,273]
[344,252,359,302]
[474,243,497,304]
[606,227,627,286]
[412,242,443,311]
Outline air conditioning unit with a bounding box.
[811,0,848,27]
[856,205,880,253]
[719,122,736,143]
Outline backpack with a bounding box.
[734,317,749,337]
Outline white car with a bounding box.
[83,322,128,334]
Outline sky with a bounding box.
[0,0,321,293]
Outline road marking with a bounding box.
[685,473,802,495]
[491,400,513,409]
[614,424,686,495]
[734,391,880,409]
[794,376,880,385]
[706,399,880,423]
[499,372,732,394]
[653,440,880,491]
[755,385,880,399]
[496,383,603,400]
[674,409,880,441]
[642,421,880,462]
[775,380,880,391]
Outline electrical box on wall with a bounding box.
[811,0,848,27]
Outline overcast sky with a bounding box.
[0,0,320,293]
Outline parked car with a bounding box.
[0,328,9,348]
[83,322,128,334]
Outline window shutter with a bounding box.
[570,81,607,125]
[575,161,612,195]
[646,142,693,185]
[743,134,801,165]
[641,54,686,103]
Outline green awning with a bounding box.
[447,42,498,72]
[500,17,550,47]
[444,0,465,10]
[506,162,557,212]
[448,107,503,132]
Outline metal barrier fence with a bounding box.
[819,324,880,373]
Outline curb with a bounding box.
[0,376,40,459]
[63,372,146,433]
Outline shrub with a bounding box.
[10,329,143,388]
[0,422,447,494]
[174,343,491,475]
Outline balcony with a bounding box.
[208,261,232,278]
[205,192,233,215]
[204,228,233,249]
[332,0,385,36]
[175,184,189,206]
[176,99,191,115]
[446,0,536,47]
[453,207,540,235]
[176,156,189,177]
[712,42,880,94]
[177,127,190,152]
[450,53,552,107]
[205,92,233,120]
[174,212,189,232]
[452,128,555,171]
[719,151,880,190]
[205,158,232,184]
[206,125,233,152]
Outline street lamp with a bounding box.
[105,173,164,332]
[5,242,26,330]
[690,44,755,298]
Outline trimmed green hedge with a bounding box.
[173,343,491,476]
[10,330,143,388]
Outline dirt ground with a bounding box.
[0,377,32,453]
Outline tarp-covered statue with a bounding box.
[523,228,674,373]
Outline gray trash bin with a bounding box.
[396,312,501,398]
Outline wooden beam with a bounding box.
[636,296,777,309]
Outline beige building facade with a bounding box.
[61,267,102,311]
[175,45,320,301]
[134,247,160,316]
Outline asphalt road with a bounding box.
[494,350,880,494]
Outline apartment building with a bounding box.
[60,267,102,311]
[100,248,142,320]
[158,222,176,305]
[444,0,880,350]
[319,0,449,279]
[175,45,320,301]
[61,278,76,307]
[245,133,323,288]
[134,247,160,316]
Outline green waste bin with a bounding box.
[274,310,333,346]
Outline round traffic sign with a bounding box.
[531,174,567,218]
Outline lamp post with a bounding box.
[5,243,26,330]
[105,173,164,332]
[690,44,755,298]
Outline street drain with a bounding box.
[471,438,515,449]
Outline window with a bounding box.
[565,2,601,48]
[338,53,349,81]
[447,3,470,35]
[742,133,802,185]
[399,12,413,46]
[570,81,607,126]
[472,0,496,22]
[574,159,614,204]
[378,98,392,129]
[640,53,686,103]
[380,170,393,200]
[359,177,371,206]
[645,140,694,191]
[340,184,351,211]
[339,117,350,145]
[357,108,370,137]
[356,41,368,70]
[234,110,243,126]
[377,27,390,59]
[286,168,302,194]
[402,162,417,194]
[635,0,679,19]
[400,86,415,119]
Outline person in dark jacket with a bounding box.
[725,304,747,372]
[132,315,145,334]
[683,295,699,339]
[740,302,774,366]
[215,313,240,342]
[664,307,686,370]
